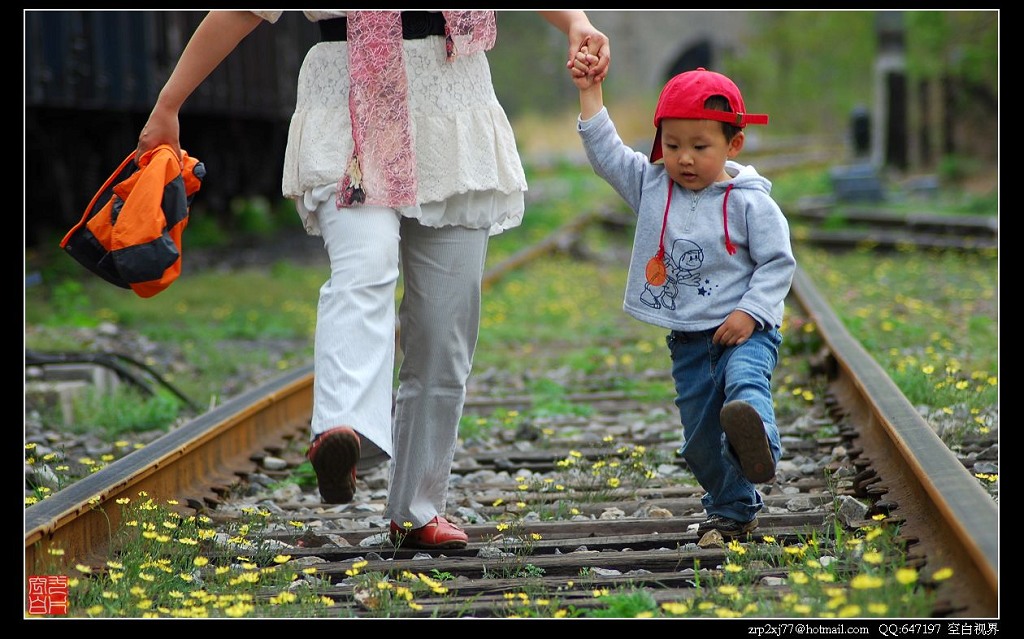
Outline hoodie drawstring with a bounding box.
[722,183,737,255]
[651,177,737,276]
[644,177,674,286]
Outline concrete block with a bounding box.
[830,164,885,202]
[25,380,89,426]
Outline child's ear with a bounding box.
[728,131,745,157]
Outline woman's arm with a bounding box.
[537,11,611,83]
[137,10,264,159]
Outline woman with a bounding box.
[137,10,610,549]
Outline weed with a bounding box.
[482,519,545,580]
[583,588,659,618]
[54,493,338,618]
[459,407,522,443]
[25,439,144,507]
[47,279,99,327]
[68,386,181,437]
[429,569,454,582]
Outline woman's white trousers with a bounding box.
[312,202,488,528]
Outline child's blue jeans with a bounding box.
[666,326,784,523]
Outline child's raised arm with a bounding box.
[572,43,605,120]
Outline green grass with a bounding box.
[25,163,998,448]
[26,258,322,409]
[794,245,998,447]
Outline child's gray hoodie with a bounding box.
[578,107,796,333]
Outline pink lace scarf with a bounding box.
[337,10,497,209]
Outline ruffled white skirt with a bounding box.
[283,36,528,236]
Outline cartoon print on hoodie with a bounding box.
[640,238,707,310]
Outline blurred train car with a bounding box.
[24,10,319,248]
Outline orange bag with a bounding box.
[60,145,205,298]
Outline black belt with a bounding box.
[319,12,447,42]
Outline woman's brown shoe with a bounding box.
[306,427,360,503]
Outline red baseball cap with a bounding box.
[650,67,769,163]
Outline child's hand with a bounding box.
[571,39,604,118]
[713,310,757,346]
[570,43,600,90]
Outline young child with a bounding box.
[570,59,796,537]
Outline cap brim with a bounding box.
[650,126,663,164]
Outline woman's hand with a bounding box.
[135,10,263,164]
[538,11,611,83]
[567,22,610,83]
[136,103,182,163]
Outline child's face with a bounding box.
[659,118,744,191]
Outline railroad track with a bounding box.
[788,196,998,252]
[25,228,999,618]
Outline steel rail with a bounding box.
[25,366,313,576]
[790,267,998,618]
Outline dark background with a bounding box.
[25,11,319,248]
[24,10,999,250]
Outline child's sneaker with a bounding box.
[700,514,759,538]
[306,426,360,503]
[721,400,776,483]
